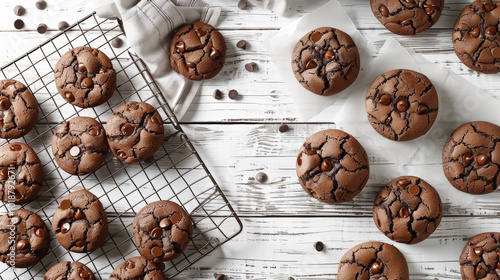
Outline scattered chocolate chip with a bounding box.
[321,160,333,172]
[314,241,324,251]
[14,5,25,16]
[213,89,223,100]
[14,19,24,30]
[10,216,20,225]
[278,123,289,133]
[238,0,247,10]
[289,278,295,280]
[371,261,383,274]
[256,172,267,183]
[214,273,225,280]
[35,0,47,10]
[311,32,322,42]
[245,62,257,72]
[236,40,247,49]
[228,89,239,100]
[111,37,123,48]
[37,23,47,34]
[58,21,69,31]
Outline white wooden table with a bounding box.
[1,0,499,279]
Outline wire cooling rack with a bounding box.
[0,12,242,279]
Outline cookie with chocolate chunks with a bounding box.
[52,116,108,175]
[296,129,370,203]
[292,27,360,96]
[170,22,226,80]
[442,121,500,194]
[133,200,193,262]
[366,69,439,141]
[55,46,116,108]
[0,142,44,204]
[109,256,166,280]
[373,176,442,244]
[0,209,50,268]
[371,0,445,35]
[44,261,95,280]
[460,232,500,279]
[106,101,164,163]
[453,0,500,73]
[338,241,409,280]
[0,79,38,139]
[51,189,108,253]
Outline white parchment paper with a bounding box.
[264,0,373,121]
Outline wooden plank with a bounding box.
[181,123,500,217]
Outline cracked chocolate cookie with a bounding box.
[51,189,108,253]
[109,256,166,280]
[54,46,116,108]
[291,27,360,96]
[453,0,500,73]
[296,129,370,203]
[133,200,193,262]
[366,69,439,141]
[460,232,500,279]
[170,22,226,81]
[373,176,443,244]
[0,79,38,139]
[0,209,50,268]
[371,0,445,35]
[338,241,409,280]
[0,142,44,205]
[52,116,108,175]
[106,101,164,163]
[44,261,95,280]
[442,121,500,194]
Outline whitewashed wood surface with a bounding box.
[0,0,499,279]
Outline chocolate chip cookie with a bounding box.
[338,241,410,280]
[170,22,226,80]
[44,261,95,280]
[453,0,500,73]
[133,200,193,262]
[109,256,166,280]
[52,116,108,175]
[0,142,44,205]
[442,121,500,194]
[296,129,370,203]
[54,46,116,107]
[106,101,164,163]
[291,27,360,96]
[371,0,445,35]
[0,79,38,139]
[0,209,50,268]
[51,189,108,253]
[460,232,500,279]
[366,69,439,141]
[373,176,442,244]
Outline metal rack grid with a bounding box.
[0,12,242,279]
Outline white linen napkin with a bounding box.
[91,0,221,119]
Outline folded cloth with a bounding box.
[91,0,221,119]
[248,0,291,16]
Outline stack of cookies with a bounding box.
[0,20,228,278]
[293,1,500,278]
